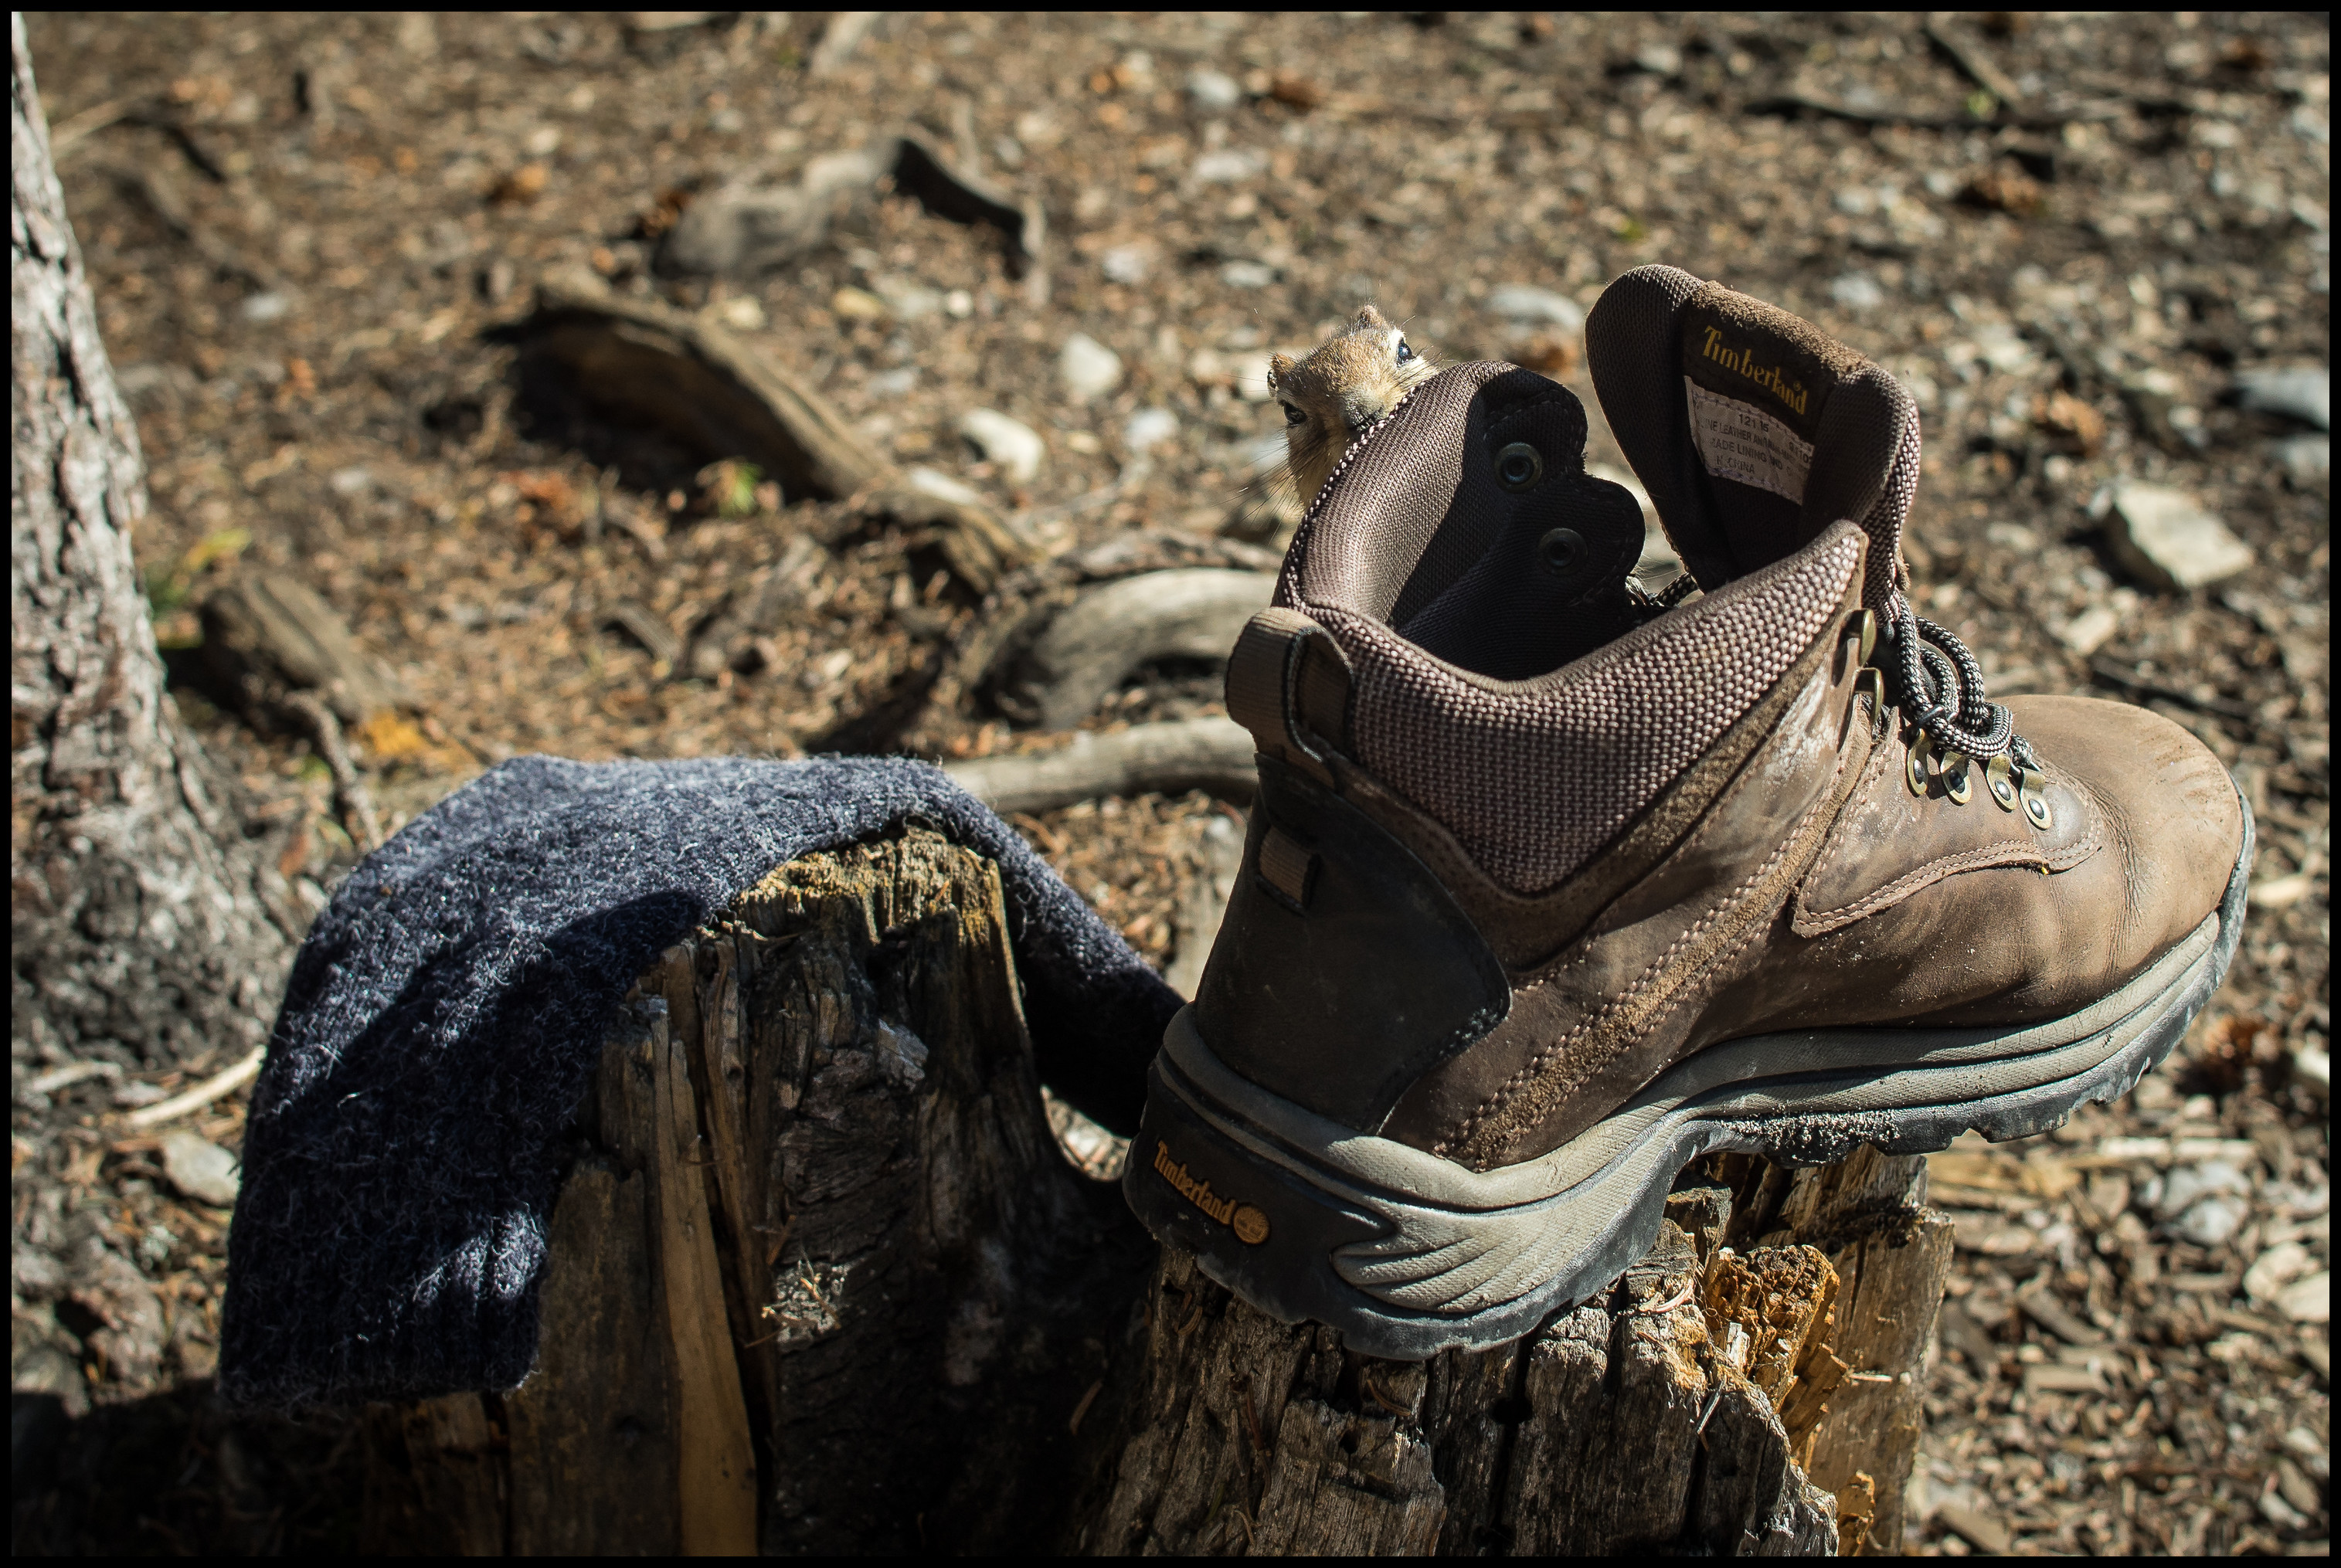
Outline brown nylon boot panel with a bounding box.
[1334,573,1854,970]
[1313,524,1864,896]
[1372,616,1877,1160]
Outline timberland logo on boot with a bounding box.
[1699,326,1809,417]
[1152,1141,1272,1244]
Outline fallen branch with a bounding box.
[283,691,383,853]
[941,716,1256,814]
[1747,88,2125,132]
[523,276,1033,591]
[122,1044,265,1131]
[807,10,878,76]
[104,160,283,292]
[1925,12,2025,107]
[1007,568,1276,728]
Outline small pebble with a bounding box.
[2244,1240,2313,1304]
[2234,366,2329,431]
[240,290,291,324]
[1186,69,1242,114]
[1191,148,1263,185]
[707,294,766,331]
[2106,481,2254,592]
[2156,1159,2249,1218]
[2174,1192,2248,1247]
[904,466,986,507]
[1101,245,1151,285]
[1123,407,1179,454]
[161,1131,241,1209]
[2275,1270,2330,1325]
[957,409,1046,484]
[2054,604,2122,657]
[1058,333,1124,403]
[2269,434,2329,484]
[1220,260,1277,290]
[1633,42,1683,76]
[1829,272,1885,313]
[1487,283,1585,332]
[869,277,945,321]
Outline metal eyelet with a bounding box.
[1985,754,2019,812]
[2019,768,2054,830]
[1495,442,1544,491]
[1940,749,1974,806]
[1905,732,1934,796]
[1853,664,1887,712]
[1849,607,1878,667]
[1538,528,1585,572]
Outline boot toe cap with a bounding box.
[2007,693,2248,971]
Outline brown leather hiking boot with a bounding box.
[1123,266,2253,1359]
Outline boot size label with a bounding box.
[1684,377,1815,505]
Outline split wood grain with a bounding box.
[365,830,1952,1555]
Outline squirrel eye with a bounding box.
[1395,340,1415,363]
[1283,404,1306,426]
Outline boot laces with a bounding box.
[1884,599,2038,770]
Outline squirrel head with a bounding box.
[1267,304,1436,507]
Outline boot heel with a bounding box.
[1123,1058,1387,1333]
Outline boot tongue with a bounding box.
[1587,266,1920,613]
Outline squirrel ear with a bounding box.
[1267,352,1296,387]
[1354,304,1390,332]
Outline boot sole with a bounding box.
[1124,799,2254,1360]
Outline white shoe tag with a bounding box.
[1684,376,1815,506]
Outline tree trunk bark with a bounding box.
[366,830,1951,1556]
[10,13,292,1087]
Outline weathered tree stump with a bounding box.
[362,828,1951,1555]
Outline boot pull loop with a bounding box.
[1225,608,1353,786]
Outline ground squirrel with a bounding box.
[1267,305,1436,508]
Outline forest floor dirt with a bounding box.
[12,11,2329,1555]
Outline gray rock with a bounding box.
[869,274,945,320]
[1186,69,1242,114]
[161,1131,240,1208]
[903,466,988,508]
[1220,259,1278,290]
[957,409,1047,484]
[1829,272,1886,312]
[1191,148,1264,185]
[2156,1159,2250,1219]
[1633,42,1683,77]
[2106,482,2254,591]
[2175,1193,2249,1247]
[2271,433,2331,483]
[1100,244,1151,284]
[2234,366,2330,430]
[2275,1271,2330,1324]
[1488,283,1585,332]
[1058,333,1124,402]
[240,290,291,323]
[1123,407,1180,454]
